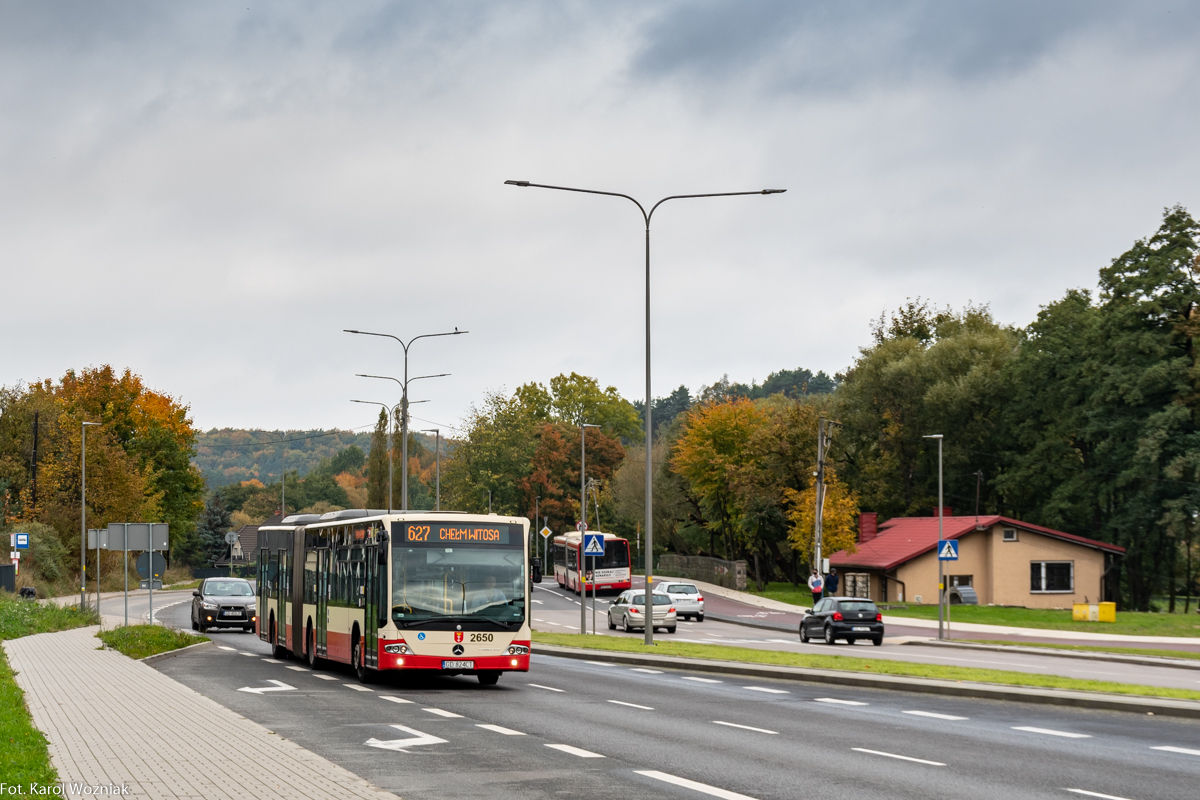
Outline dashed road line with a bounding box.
[904,710,968,721]
[313,674,338,681]
[1064,790,1135,800]
[713,721,777,735]
[424,708,464,718]
[815,698,867,706]
[635,770,759,800]
[630,668,663,674]
[381,696,414,704]
[608,700,654,710]
[239,652,257,657]
[344,684,373,692]
[683,676,722,684]
[585,661,618,667]
[477,723,525,735]
[852,748,945,766]
[216,646,237,651]
[546,743,605,758]
[1151,745,1200,757]
[262,658,284,664]
[1012,726,1091,739]
[529,683,565,692]
[285,665,307,672]
[744,686,789,694]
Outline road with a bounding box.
[151,612,1200,800]
[532,583,1200,691]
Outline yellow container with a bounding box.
[1072,602,1116,622]
[1098,601,1116,622]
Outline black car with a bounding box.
[191,578,257,633]
[800,596,884,645]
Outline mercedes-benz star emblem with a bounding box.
[453,644,465,656]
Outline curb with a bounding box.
[140,639,214,664]
[533,643,1200,719]
[907,639,1200,672]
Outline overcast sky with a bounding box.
[3,1,1199,434]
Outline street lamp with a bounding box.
[345,328,467,511]
[924,434,945,640]
[352,400,401,512]
[580,423,600,635]
[80,420,101,610]
[420,429,441,511]
[506,179,785,647]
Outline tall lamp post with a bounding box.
[345,328,467,511]
[80,420,101,610]
[579,423,600,635]
[352,400,401,512]
[505,179,785,647]
[924,434,945,640]
[420,429,442,511]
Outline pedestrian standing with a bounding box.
[825,567,839,596]
[807,570,824,606]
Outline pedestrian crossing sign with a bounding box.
[583,533,605,556]
[938,540,959,561]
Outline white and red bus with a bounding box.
[550,531,631,594]
[257,510,531,685]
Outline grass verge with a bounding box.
[532,632,1200,702]
[963,639,1200,661]
[96,625,207,660]
[0,595,99,640]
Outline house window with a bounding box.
[1003,529,1018,542]
[949,575,973,587]
[1031,561,1073,593]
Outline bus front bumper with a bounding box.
[377,651,530,672]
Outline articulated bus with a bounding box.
[550,531,631,594]
[257,510,530,685]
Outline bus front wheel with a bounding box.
[477,671,500,686]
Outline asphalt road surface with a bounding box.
[152,621,1200,800]
[532,583,1200,691]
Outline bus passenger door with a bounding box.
[363,546,379,668]
[277,549,290,649]
[257,550,268,640]
[316,548,329,657]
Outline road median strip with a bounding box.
[531,633,1200,718]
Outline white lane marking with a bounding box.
[424,707,463,718]
[815,698,867,706]
[546,621,562,626]
[381,696,414,704]
[1151,745,1200,757]
[744,686,789,694]
[239,652,257,657]
[585,661,618,666]
[631,668,664,674]
[237,679,295,694]
[532,599,544,604]
[285,665,307,672]
[344,684,373,692]
[713,720,777,735]
[904,710,968,721]
[852,748,945,766]
[216,646,237,651]
[313,674,338,681]
[682,676,722,684]
[477,723,525,736]
[1012,726,1091,739]
[262,658,284,664]
[528,683,565,692]
[545,743,605,758]
[533,618,545,622]
[635,770,760,800]
[608,700,654,710]
[365,723,447,751]
[1064,790,1136,800]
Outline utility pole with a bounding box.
[80,420,100,610]
[580,423,599,635]
[813,419,836,575]
[924,434,945,640]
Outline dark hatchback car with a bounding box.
[191,578,257,633]
[800,596,884,645]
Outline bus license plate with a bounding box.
[442,660,474,670]
[852,626,870,632]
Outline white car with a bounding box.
[655,582,704,621]
[607,591,677,633]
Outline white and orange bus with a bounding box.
[550,531,631,594]
[257,510,531,685]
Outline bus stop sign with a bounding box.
[583,533,605,556]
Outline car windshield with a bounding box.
[205,581,253,596]
[392,544,525,627]
[838,601,877,613]
[666,584,698,595]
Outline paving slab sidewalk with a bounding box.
[3,625,399,800]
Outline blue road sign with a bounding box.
[14,533,29,549]
[583,533,605,556]
[938,540,959,561]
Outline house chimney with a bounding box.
[936,507,953,517]
[858,512,878,543]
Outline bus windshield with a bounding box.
[391,545,525,627]
[596,542,629,570]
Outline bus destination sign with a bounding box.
[398,522,518,546]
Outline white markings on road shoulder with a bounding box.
[904,710,968,721]
[285,666,307,672]
[344,684,373,692]
[682,676,722,684]
[1064,790,1136,800]
[1151,745,1200,757]
[381,696,414,704]
[635,770,760,800]
[313,674,338,681]
[477,723,526,735]
[237,679,295,694]
[630,668,663,674]
[713,720,777,735]
[365,724,447,751]
[424,707,463,718]
[216,646,237,651]
[1012,726,1091,739]
[852,748,945,766]
[585,660,617,666]
[239,652,257,657]
[743,686,789,694]
[262,658,284,664]
[608,700,654,710]
[545,743,605,758]
[815,698,867,706]
[528,683,565,692]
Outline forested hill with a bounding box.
[193,428,374,488]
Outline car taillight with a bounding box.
[832,611,843,621]
[876,613,883,622]
[669,607,675,613]
[629,607,639,613]
[697,596,703,602]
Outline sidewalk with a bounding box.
[3,626,399,799]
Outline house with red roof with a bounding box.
[828,510,1124,608]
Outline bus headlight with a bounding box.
[506,645,529,656]
[384,643,409,655]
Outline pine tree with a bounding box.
[196,494,233,566]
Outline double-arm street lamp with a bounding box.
[80,420,101,610]
[505,180,785,645]
[580,422,600,635]
[345,327,467,511]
